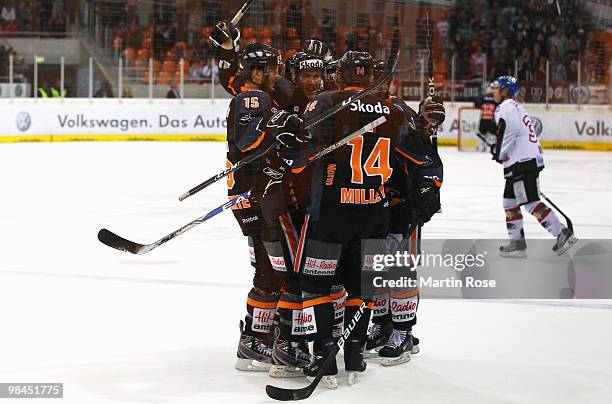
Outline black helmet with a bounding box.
[294,52,324,73]
[373,60,387,81]
[337,51,374,88]
[239,43,282,78]
[323,59,339,90]
[302,38,332,63]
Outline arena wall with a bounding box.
[0,99,610,151]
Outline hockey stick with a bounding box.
[208,0,255,43]
[178,30,401,202]
[539,192,574,233]
[98,190,250,255]
[98,118,386,255]
[266,301,367,401]
[424,11,438,151]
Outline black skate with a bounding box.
[553,227,578,256]
[411,333,420,354]
[303,339,338,389]
[364,322,393,359]
[499,238,527,258]
[378,329,413,366]
[344,340,367,385]
[269,340,311,378]
[235,320,273,372]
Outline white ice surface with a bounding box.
[1,143,611,403]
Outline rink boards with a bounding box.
[0,99,610,151]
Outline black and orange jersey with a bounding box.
[226,88,277,200]
[476,93,497,122]
[293,89,440,219]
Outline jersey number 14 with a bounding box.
[347,135,393,184]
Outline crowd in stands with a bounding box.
[442,0,600,84]
[0,0,67,35]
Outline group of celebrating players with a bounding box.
[208,15,578,388]
[210,19,446,388]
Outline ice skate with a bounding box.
[344,340,367,385]
[269,340,311,378]
[235,320,273,372]
[364,322,393,359]
[379,329,412,366]
[553,227,578,256]
[303,339,338,389]
[499,238,527,258]
[410,333,420,354]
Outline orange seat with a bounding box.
[141,37,151,49]
[152,59,162,72]
[134,58,147,69]
[143,70,153,84]
[259,27,273,38]
[285,27,297,39]
[137,48,149,60]
[122,47,136,61]
[157,70,172,84]
[163,60,177,71]
[243,26,255,38]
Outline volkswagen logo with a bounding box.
[529,115,543,137]
[16,111,31,132]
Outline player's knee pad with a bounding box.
[244,287,278,337]
[390,289,419,330]
[343,296,372,344]
[301,291,334,341]
[262,240,293,275]
[330,284,347,339]
[297,239,341,294]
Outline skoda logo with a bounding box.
[15,84,23,97]
[16,112,31,132]
[529,115,543,137]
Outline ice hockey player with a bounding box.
[220,40,283,372]
[254,50,329,378]
[491,76,577,257]
[474,82,498,152]
[366,60,446,365]
[267,51,443,387]
[213,22,340,377]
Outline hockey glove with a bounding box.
[251,149,291,202]
[267,111,309,149]
[210,21,240,52]
[413,180,441,224]
[420,95,446,130]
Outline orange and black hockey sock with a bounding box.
[343,297,373,344]
[390,289,419,331]
[330,285,347,339]
[371,289,391,326]
[277,291,304,341]
[301,292,334,342]
[244,287,279,339]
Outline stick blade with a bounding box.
[97,228,149,255]
[265,384,313,401]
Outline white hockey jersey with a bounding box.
[494,99,544,170]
